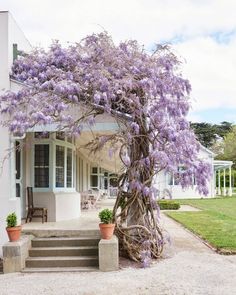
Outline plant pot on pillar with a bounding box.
[98,209,115,240]
[6,212,21,242]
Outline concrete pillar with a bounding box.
[229,166,233,196]
[223,169,226,196]
[214,170,216,196]
[218,170,221,195]
[99,235,119,272]
[3,235,33,273]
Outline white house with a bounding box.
[155,145,232,199]
[0,11,233,256]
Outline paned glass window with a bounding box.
[56,132,65,141]
[35,132,49,139]
[56,145,65,187]
[91,175,98,187]
[67,148,72,187]
[34,144,50,187]
[15,141,21,180]
[91,167,98,174]
[67,135,73,143]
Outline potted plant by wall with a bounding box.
[98,208,115,240]
[6,212,21,242]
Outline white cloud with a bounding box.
[2,0,236,47]
[174,37,236,112]
[1,0,236,120]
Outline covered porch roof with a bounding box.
[213,160,233,170]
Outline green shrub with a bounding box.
[98,208,113,224]
[157,200,180,210]
[6,212,17,227]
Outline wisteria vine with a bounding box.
[0,33,211,263]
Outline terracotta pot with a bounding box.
[99,223,115,240]
[6,226,21,242]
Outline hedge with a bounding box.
[157,200,180,210]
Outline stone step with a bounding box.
[32,237,100,248]
[29,246,98,257]
[22,266,99,273]
[22,229,100,238]
[25,256,99,268]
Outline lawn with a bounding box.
[166,197,236,253]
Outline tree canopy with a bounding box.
[0,33,211,264]
[215,125,236,168]
[190,121,233,148]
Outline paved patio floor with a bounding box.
[22,198,115,232]
[1,202,236,294]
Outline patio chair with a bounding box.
[81,190,101,210]
[89,190,101,209]
[26,187,48,223]
[81,192,91,210]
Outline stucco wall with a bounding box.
[154,147,214,199]
[0,11,32,256]
[55,192,80,221]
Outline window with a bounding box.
[56,145,65,187]
[168,173,174,185]
[67,148,72,187]
[56,132,65,141]
[56,145,74,189]
[34,144,50,188]
[15,141,21,198]
[91,166,99,189]
[67,135,73,144]
[33,132,75,190]
[109,176,118,187]
[91,167,98,174]
[35,132,49,139]
[168,167,188,186]
[91,175,98,187]
[15,141,21,180]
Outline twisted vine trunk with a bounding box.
[113,116,164,262]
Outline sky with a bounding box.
[1,0,236,124]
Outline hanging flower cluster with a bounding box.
[0,33,211,262]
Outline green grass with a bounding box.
[166,197,236,253]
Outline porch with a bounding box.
[3,199,118,273]
[214,160,233,196]
[21,198,115,237]
[15,129,120,223]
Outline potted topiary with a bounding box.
[98,208,115,240]
[6,212,21,242]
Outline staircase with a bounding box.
[23,237,100,272]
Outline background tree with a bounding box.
[216,125,236,168]
[190,121,233,148]
[0,33,211,264]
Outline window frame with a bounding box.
[33,141,52,192]
[32,132,76,192]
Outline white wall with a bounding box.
[0,11,32,256]
[0,127,21,256]
[0,12,9,91]
[76,151,91,192]
[155,147,215,199]
[55,192,80,221]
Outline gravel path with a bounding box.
[1,215,236,295]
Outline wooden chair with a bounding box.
[26,187,48,223]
